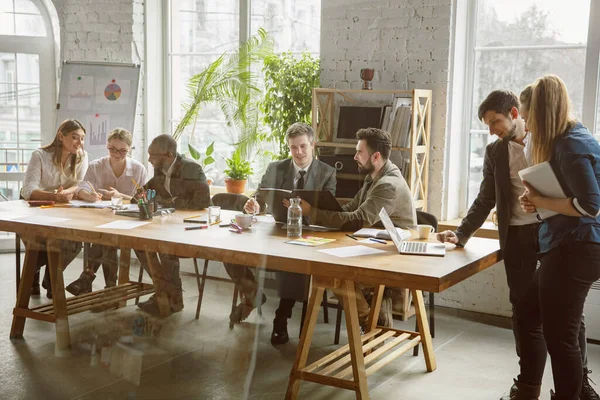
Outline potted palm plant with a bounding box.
[224,148,253,194]
[172,28,274,161]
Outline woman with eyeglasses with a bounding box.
[67,128,147,297]
[21,119,89,299]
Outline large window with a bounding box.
[462,0,600,211]
[167,0,320,185]
[0,0,55,201]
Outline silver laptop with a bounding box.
[378,208,446,257]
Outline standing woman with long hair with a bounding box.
[21,119,89,298]
[519,75,600,399]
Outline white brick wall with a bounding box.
[50,0,145,161]
[320,0,452,219]
[321,0,512,317]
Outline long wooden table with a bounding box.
[0,201,501,399]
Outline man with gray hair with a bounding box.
[224,122,337,345]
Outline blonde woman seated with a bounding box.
[21,119,89,299]
[66,128,147,296]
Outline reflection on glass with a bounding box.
[15,14,45,36]
[251,0,320,53]
[0,11,15,35]
[16,53,40,84]
[476,0,590,47]
[14,0,41,14]
[471,48,586,129]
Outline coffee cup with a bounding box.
[417,224,434,239]
[235,213,257,230]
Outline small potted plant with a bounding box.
[224,148,253,194]
[188,142,216,185]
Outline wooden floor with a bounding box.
[0,253,598,400]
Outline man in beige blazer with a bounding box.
[299,128,417,329]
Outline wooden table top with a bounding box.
[0,201,501,292]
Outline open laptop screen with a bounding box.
[378,207,403,250]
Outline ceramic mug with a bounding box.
[417,224,434,239]
[235,213,257,229]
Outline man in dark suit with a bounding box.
[224,123,336,345]
[136,134,210,316]
[437,90,596,400]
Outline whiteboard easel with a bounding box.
[55,61,141,162]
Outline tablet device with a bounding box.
[518,161,566,219]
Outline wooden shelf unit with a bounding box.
[312,88,432,211]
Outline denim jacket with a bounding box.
[539,122,600,253]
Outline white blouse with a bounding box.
[77,156,147,197]
[22,148,89,200]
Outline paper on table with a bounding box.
[357,238,374,244]
[14,215,71,224]
[96,220,152,230]
[318,245,386,258]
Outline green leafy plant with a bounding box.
[224,148,253,181]
[172,28,274,159]
[261,51,320,159]
[187,142,215,172]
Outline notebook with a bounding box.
[353,227,411,241]
[518,161,566,219]
[378,208,445,257]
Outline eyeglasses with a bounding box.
[107,146,129,155]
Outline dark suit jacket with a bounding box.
[253,157,336,301]
[455,138,511,251]
[143,154,210,210]
[255,158,337,213]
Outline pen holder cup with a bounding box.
[138,201,153,220]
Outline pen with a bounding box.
[369,238,387,244]
[210,219,221,226]
[346,234,358,240]
[184,220,208,224]
[184,214,205,220]
[184,225,208,231]
[131,177,141,191]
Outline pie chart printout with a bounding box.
[104,83,122,101]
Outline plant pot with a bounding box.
[225,178,247,194]
[207,178,213,186]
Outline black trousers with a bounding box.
[516,241,600,399]
[504,225,588,384]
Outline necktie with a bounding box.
[297,170,306,190]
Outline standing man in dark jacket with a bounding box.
[136,134,210,316]
[437,90,596,400]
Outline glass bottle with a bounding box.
[287,197,302,239]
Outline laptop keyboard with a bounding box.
[403,241,427,253]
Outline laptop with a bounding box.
[378,208,446,257]
[260,188,342,231]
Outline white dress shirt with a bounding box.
[22,148,89,200]
[292,158,313,189]
[508,139,538,225]
[77,156,147,197]
[163,157,178,195]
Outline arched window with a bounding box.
[0,0,56,201]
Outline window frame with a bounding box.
[447,0,600,220]
[0,0,56,249]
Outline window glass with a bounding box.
[467,0,590,206]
